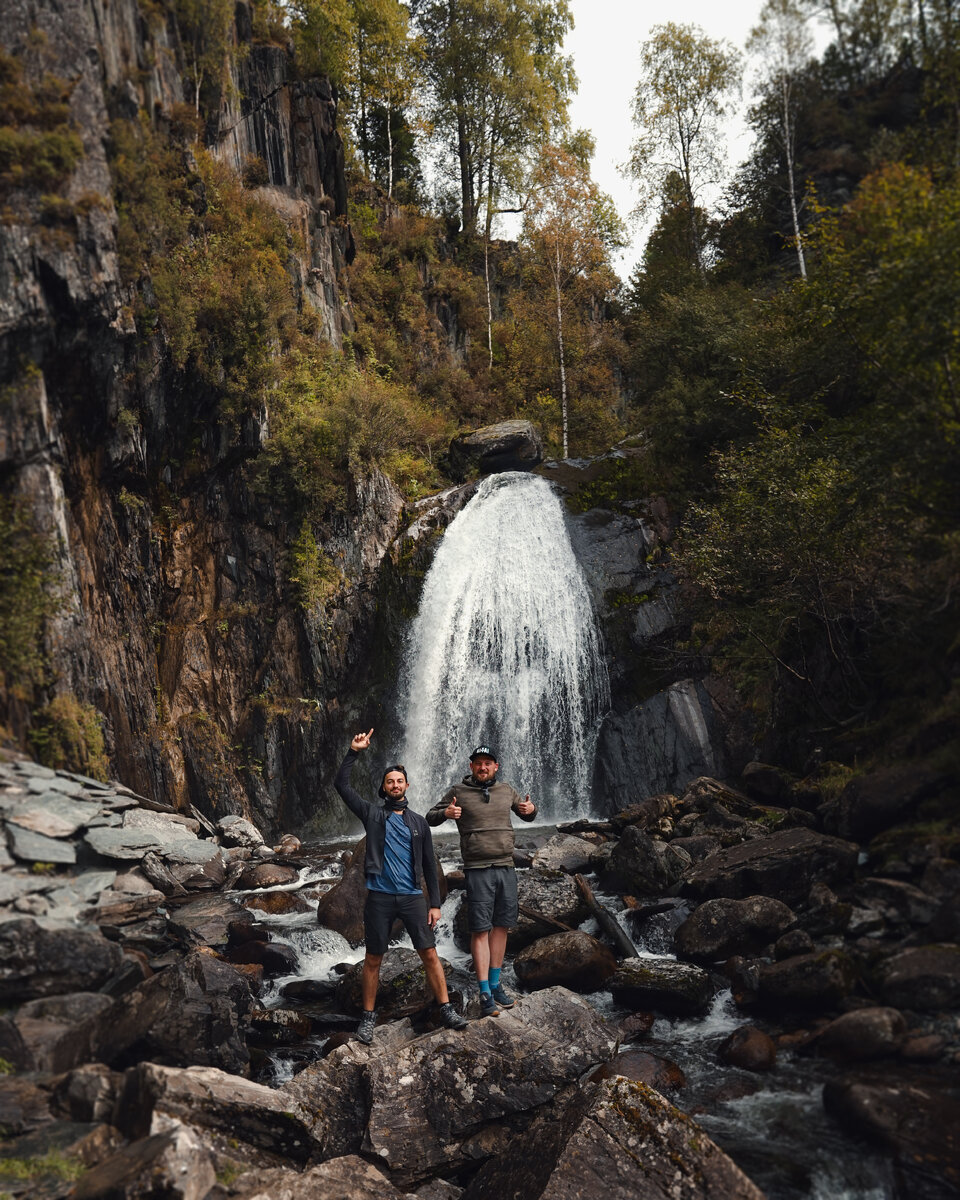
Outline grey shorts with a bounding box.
[464,866,518,932]
[364,891,435,956]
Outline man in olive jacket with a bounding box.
[427,745,536,1017]
[335,728,467,1042]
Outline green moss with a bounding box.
[0,494,60,701]
[0,1057,14,1075]
[29,693,109,781]
[0,1151,85,1183]
[287,520,342,610]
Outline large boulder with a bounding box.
[682,829,858,907]
[819,764,949,840]
[461,1076,765,1200]
[513,931,618,993]
[281,987,615,1186]
[674,896,796,963]
[590,1049,686,1093]
[229,1158,407,1200]
[447,420,543,478]
[0,918,123,1001]
[71,1125,215,1200]
[806,1008,907,1061]
[824,1074,960,1199]
[607,957,714,1017]
[166,894,256,948]
[317,839,368,944]
[756,950,856,1010]
[877,945,960,1011]
[532,834,596,874]
[83,951,255,1073]
[336,947,452,1018]
[601,826,692,895]
[717,1026,777,1072]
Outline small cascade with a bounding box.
[399,471,609,820]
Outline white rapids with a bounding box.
[399,471,609,820]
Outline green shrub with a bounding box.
[30,694,109,781]
[0,495,59,698]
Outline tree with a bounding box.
[521,140,625,457]
[747,0,815,278]
[627,23,741,274]
[416,0,574,234]
[173,0,234,115]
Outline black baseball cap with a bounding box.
[470,745,498,761]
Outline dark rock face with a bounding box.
[823,1075,960,1199]
[674,896,796,963]
[819,764,948,840]
[448,420,543,478]
[718,1026,777,1072]
[336,947,451,1018]
[317,838,368,944]
[0,919,123,1001]
[282,987,616,1187]
[513,931,618,993]
[807,1008,907,1061]
[229,1157,407,1200]
[601,826,692,895]
[683,829,859,906]
[507,871,589,949]
[878,945,960,1011]
[462,1077,765,1200]
[607,957,714,1017]
[756,950,856,1010]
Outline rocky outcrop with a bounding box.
[674,896,796,963]
[447,420,543,478]
[513,931,618,993]
[607,957,714,1017]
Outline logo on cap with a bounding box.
[470,745,497,761]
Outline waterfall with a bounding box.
[399,472,609,820]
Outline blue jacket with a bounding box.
[334,750,441,908]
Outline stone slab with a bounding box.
[27,775,87,797]
[7,824,78,864]
[84,828,165,860]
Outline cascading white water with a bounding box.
[400,471,609,820]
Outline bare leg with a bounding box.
[470,930,491,982]
[361,952,383,1011]
[489,926,508,970]
[418,946,449,1004]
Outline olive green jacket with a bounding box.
[426,776,536,869]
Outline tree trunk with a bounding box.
[782,77,807,279]
[386,99,394,199]
[554,232,568,459]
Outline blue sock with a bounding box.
[479,979,491,996]
[489,967,501,989]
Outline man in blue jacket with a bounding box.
[335,728,468,1043]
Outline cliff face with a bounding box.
[0,0,401,837]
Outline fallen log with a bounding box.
[517,903,576,933]
[574,873,638,960]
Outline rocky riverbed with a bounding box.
[1,754,959,1199]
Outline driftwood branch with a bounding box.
[574,873,638,960]
[517,902,576,933]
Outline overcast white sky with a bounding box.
[563,0,768,278]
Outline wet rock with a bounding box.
[900,1034,945,1060]
[823,1074,960,1199]
[274,834,302,854]
[601,826,692,895]
[462,1076,765,1200]
[224,939,299,976]
[674,895,796,963]
[117,1061,316,1160]
[507,870,589,949]
[247,1007,312,1047]
[513,931,618,993]
[317,838,369,945]
[281,977,339,1003]
[219,814,265,848]
[336,947,450,1018]
[593,683,726,816]
[807,1007,907,1061]
[531,833,595,874]
[591,1048,686,1092]
[282,987,615,1182]
[878,945,960,1011]
[607,957,714,1017]
[609,794,677,832]
[448,419,543,478]
[243,889,312,915]
[230,1156,406,1200]
[0,918,123,1001]
[774,928,815,960]
[820,764,948,840]
[757,949,856,1010]
[238,861,299,889]
[72,1125,216,1200]
[683,828,859,907]
[86,950,254,1073]
[166,893,256,947]
[718,1025,777,1072]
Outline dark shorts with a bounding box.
[364,890,436,956]
[464,866,518,932]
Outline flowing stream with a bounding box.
[399,471,609,820]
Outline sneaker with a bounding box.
[356,1009,377,1044]
[438,1002,468,1031]
[491,984,515,1009]
[479,992,500,1018]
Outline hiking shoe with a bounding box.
[479,992,500,1018]
[491,984,515,1009]
[356,1010,377,1044]
[438,1002,468,1031]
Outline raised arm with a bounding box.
[426,787,460,826]
[334,729,375,822]
[512,789,537,822]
